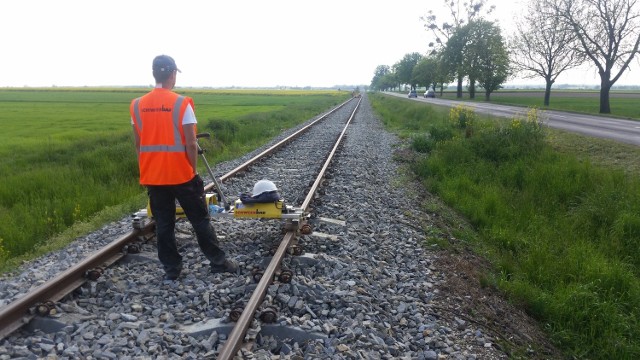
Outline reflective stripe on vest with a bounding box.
[132,96,187,153]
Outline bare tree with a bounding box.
[554,0,640,113]
[510,0,584,106]
[422,0,495,44]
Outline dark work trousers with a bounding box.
[147,175,226,276]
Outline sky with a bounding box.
[1,0,639,88]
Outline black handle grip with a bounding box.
[196,133,211,139]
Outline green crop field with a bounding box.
[0,88,350,270]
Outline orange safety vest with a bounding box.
[130,88,195,185]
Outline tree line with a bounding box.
[370,0,640,114]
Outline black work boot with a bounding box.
[164,263,183,281]
[211,259,238,274]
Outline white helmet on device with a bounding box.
[252,179,278,197]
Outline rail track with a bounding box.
[0,94,520,359]
[0,96,361,357]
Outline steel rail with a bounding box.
[0,97,355,341]
[301,97,361,211]
[217,96,362,360]
[0,225,153,340]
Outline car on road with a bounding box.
[408,90,417,98]
[424,89,435,98]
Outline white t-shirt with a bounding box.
[182,104,197,125]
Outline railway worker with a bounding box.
[130,54,237,280]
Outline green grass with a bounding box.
[0,88,350,271]
[371,92,640,359]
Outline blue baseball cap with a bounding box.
[152,55,181,73]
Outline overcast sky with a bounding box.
[1,0,638,88]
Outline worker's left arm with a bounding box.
[183,123,198,176]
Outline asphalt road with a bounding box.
[384,92,640,146]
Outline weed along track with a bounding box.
[0,94,550,359]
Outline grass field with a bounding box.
[371,92,640,359]
[434,89,640,119]
[0,88,350,270]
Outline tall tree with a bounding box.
[442,26,469,97]
[443,25,475,97]
[412,56,439,90]
[380,72,398,92]
[511,0,584,106]
[395,52,423,90]
[370,65,391,91]
[553,0,640,113]
[422,0,495,97]
[433,51,451,94]
[467,20,511,100]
